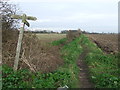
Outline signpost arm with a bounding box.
[13,23,25,71]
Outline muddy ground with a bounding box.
[85,34,118,54]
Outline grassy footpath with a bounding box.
[53,37,83,88]
[2,36,83,88]
[80,34,119,88]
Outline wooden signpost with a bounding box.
[11,14,37,71]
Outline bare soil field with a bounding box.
[85,34,118,54]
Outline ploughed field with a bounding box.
[85,34,118,54]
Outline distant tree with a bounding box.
[61,30,67,34]
[82,30,89,34]
[0,0,20,30]
[43,30,46,33]
[51,31,54,33]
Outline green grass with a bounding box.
[80,34,119,88]
[51,38,67,46]
[57,36,83,88]
[49,36,83,88]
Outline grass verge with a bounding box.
[57,36,83,88]
[80,34,119,88]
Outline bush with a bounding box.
[51,38,67,46]
[0,1,20,30]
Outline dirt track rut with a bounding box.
[77,46,94,88]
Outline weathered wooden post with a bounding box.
[11,14,37,71]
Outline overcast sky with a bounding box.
[10,0,119,33]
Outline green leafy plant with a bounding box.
[80,35,119,88]
[51,38,67,46]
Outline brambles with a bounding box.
[2,30,64,73]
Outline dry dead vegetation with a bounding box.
[2,29,81,73]
[86,34,118,54]
[36,33,66,43]
[66,29,82,42]
[2,30,64,73]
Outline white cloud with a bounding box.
[41,13,117,23]
[9,0,119,3]
[9,0,118,33]
[28,19,53,23]
[66,13,117,21]
[37,19,52,23]
[28,12,117,24]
